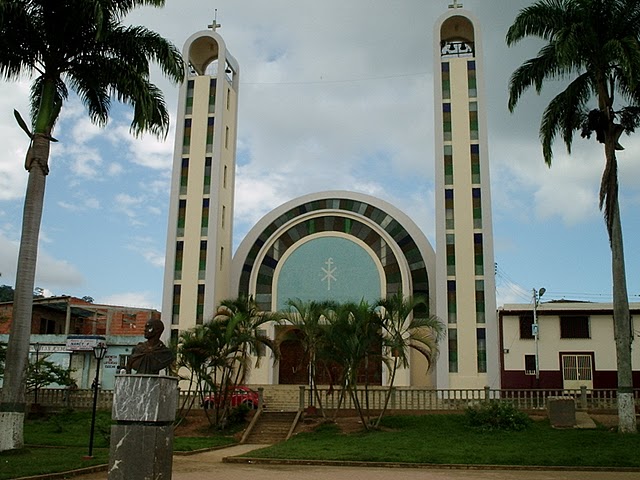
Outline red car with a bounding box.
[202,386,261,409]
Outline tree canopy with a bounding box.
[0,0,184,451]
[507,0,639,433]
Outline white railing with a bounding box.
[8,386,638,412]
[301,386,639,412]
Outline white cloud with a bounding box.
[99,291,159,310]
[0,231,84,290]
[114,193,144,219]
[113,123,175,170]
[65,151,102,179]
[0,82,31,201]
[234,167,292,229]
[69,115,104,145]
[127,236,166,268]
[2,0,640,313]
[491,137,604,226]
[58,196,101,212]
[108,162,124,176]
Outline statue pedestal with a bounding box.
[108,375,178,480]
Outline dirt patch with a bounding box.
[174,409,621,438]
[296,415,366,434]
[174,410,215,437]
[589,414,618,429]
[174,408,253,438]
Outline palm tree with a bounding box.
[323,300,382,429]
[374,293,444,427]
[0,0,184,450]
[177,321,239,427]
[175,325,217,422]
[506,0,640,433]
[215,295,281,386]
[280,298,336,417]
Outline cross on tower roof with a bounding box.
[448,0,463,8]
[208,8,221,31]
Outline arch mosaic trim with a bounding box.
[238,197,430,312]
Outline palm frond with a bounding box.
[539,72,591,164]
[506,0,573,45]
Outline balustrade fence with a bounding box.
[6,386,638,412]
[306,386,639,412]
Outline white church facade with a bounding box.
[161,5,500,390]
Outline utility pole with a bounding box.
[532,287,545,383]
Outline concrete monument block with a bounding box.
[112,374,178,422]
[108,424,173,480]
[547,396,576,428]
[109,375,178,480]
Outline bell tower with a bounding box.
[434,5,499,388]
[161,22,240,341]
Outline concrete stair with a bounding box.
[243,411,298,444]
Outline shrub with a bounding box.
[226,403,251,428]
[465,401,532,431]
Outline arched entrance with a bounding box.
[232,191,436,387]
[277,326,309,385]
[276,325,383,386]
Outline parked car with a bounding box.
[202,385,262,409]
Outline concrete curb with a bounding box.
[11,464,108,480]
[173,443,237,456]
[223,456,640,473]
[10,444,233,480]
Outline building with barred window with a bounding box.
[499,302,640,390]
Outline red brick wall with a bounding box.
[0,304,11,334]
[0,298,160,337]
[108,310,160,336]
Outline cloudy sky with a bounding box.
[1,0,640,311]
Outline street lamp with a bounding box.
[86,342,107,459]
[532,287,546,383]
[33,342,41,407]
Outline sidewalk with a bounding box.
[65,442,640,480]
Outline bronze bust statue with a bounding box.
[126,319,174,375]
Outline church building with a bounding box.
[161,4,500,389]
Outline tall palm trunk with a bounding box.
[602,123,637,433]
[0,135,50,450]
[309,354,326,418]
[0,78,56,450]
[609,184,636,433]
[375,356,398,428]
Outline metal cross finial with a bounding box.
[208,8,221,31]
[448,0,463,8]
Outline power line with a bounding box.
[493,263,640,303]
[240,71,430,86]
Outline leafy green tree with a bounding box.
[506,0,639,433]
[0,0,183,450]
[0,350,74,398]
[374,293,444,427]
[26,357,76,393]
[0,285,14,302]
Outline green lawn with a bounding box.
[4,412,639,479]
[0,410,236,480]
[0,446,109,480]
[243,414,640,468]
